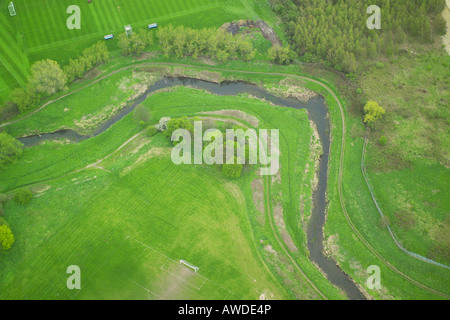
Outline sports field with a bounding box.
[0,0,271,101]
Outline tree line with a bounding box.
[156,24,257,62]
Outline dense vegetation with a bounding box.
[156,25,257,61]
[270,0,447,71]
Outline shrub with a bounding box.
[268,46,296,65]
[164,117,193,141]
[156,117,171,131]
[146,126,158,138]
[0,132,24,168]
[13,188,33,205]
[364,101,386,126]
[0,193,7,204]
[0,204,4,216]
[0,101,19,122]
[0,224,14,250]
[133,104,151,125]
[379,135,387,146]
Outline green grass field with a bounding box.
[0,69,341,299]
[1,58,449,299]
[0,0,277,102]
[0,0,448,300]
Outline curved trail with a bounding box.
[2,62,448,299]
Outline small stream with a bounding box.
[18,77,365,300]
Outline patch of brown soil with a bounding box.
[251,179,265,223]
[273,202,298,253]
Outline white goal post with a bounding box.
[179,260,199,273]
[8,2,16,16]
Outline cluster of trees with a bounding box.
[156,25,256,62]
[2,42,109,117]
[64,42,109,83]
[158,117,254,179]
[10,59,66,113]
[270,0,447,72]
[268,45,297,65]
[118,29,154,56]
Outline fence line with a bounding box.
[361,136,450,270]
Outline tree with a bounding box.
[0,224,14,250]
[64,58,86,83]
[0,132,24,168]
[118,33,132,56]
[10,86,38,113]
[164,117,194,141]
[268,46,296,65]
[13,188,33,205]
[28,59,67,96]
[118,30,153,56]
[363,101,386,126]
[132,104,151,125]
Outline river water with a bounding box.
[19,77,365,300]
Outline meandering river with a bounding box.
[19,77,365,300]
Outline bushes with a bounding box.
[268,46,296,65]
[379,135,387,146]
[0,101,19,122]
[133,104,151,126]
[156,25,256,62]
[64,42,109,83]
[145,126,158,138]
[364,101,386,126]
[0,224,14,250]
[10,85,39,113]
[156,117,171,131]
[118,29,153,56]
[0,132,24,168]
[163,117,194,142]
[13,188,33,205]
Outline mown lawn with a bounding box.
[0,0,278,102]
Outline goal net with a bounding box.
[8,2,16,16]
[179,260,199,273]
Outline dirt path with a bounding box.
[4,61,448,299]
